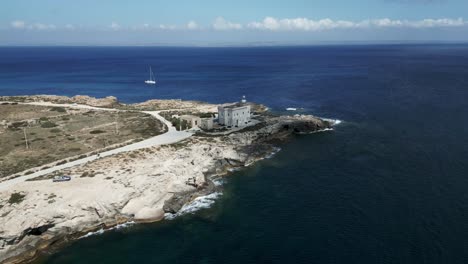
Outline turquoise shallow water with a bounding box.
[1,45,468,264]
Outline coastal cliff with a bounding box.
[0,95,333,263]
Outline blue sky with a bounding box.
[1,0,468,45]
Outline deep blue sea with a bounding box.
[1,45,468,264]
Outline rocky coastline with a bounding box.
[0,95,334,263]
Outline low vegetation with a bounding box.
[89,130,105,134]
[40,121,57,128]
[170,118,191,131]
[8,193,25,205]
[0,104,167,178]
[50,106,66,113]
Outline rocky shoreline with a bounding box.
[0,95,335,264]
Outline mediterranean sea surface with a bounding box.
[1,45,468,264]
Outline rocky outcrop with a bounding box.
[0,95,119,108]
[70,95,118,108]
[163,115,332,215]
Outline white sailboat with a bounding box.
[145,66,156,85]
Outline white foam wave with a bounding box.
[165,192,222,220]
[266,147,282,159]
[298,128,335,135]
[211,177,225,186]
[244,147,282,166]
[322,118,343,126]
[79,221,136,239]
[80,229,105,238]
[286,108,297,111]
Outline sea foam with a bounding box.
[165,192,222,220]
[322,118,343,126]
[79,221,136,238]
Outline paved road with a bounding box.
[0,102,192,191]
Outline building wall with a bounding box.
[218,106,226,125]
[200,118,213,130]
[218,105,251,127]
[180,115,201,129]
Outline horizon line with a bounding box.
[1,40,468,48]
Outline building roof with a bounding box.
[180,115,200,120]
[220,103,250,110]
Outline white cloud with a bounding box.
[7,17,466,33]
[408,18,465,27]
[213,17,242,30]
[159,24,177,30]
[28,23,56,30]
[187,20,200,30]
[110,22,120,30]
[247,17,467,31]
[11,20,26,29]
[10,20,62,31]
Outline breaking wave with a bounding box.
[79,221,136,238]
[165,192,222,220]
[322,118,343,126]
[266,147,282,159]
[211,177,226,186]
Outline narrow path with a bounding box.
[0,102,192,192]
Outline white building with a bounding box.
[218,97,251,127]
[180,115,201,129]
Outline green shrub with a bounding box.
[8,193,25,204]
[198,113,214,118]
[41,121,57,128]
[9,121,27,128]
[56,160,67,165]
[50,107,66,113]
[50,128,61,133]
[90,130,105,134]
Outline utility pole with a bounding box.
[23,127,29,150]
[115,112,119,135]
